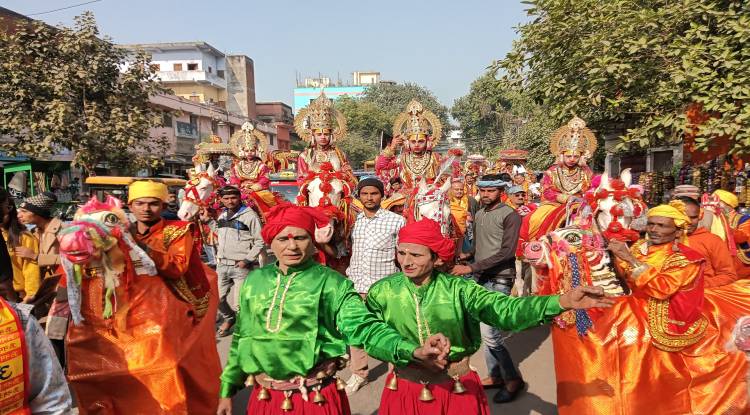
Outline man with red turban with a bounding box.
[218,203,451,415]
[366,218,614,415]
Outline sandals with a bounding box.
[216,323,234,338]
[492,380,527,404]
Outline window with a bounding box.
[269,134,275,146]
[151,63,161,71]
[207,66,212,73]
[211,120,218,134]
[162,112,173,128]
[217,70,225,79]
[173,63,183,71]
[189,115,198,126]
[229,125,235,136]
[187,63,198,71]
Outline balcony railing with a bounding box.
[156,70,227,89]
[176,121,198,139]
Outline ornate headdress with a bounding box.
[293,92,347,144]
[550,116,598,158]
[393,100,442,144]
[230,122,269,159]
[193,134,232,165]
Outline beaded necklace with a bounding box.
[265,271,300,333]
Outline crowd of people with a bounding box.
[1,98,750,415]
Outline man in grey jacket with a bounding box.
[451,173,525,404]
[215,186,264,337]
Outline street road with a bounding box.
[217,325,558,415]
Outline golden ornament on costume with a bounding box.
[392,99,442,143]
[386,373,399,390]
[193,134,232,165]
[418,383,435,402]
[549,116,598,157]
[294,92,348,144]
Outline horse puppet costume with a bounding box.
[525,171,750,414]
[58,196,221,414]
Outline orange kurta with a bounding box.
[687,228,738,287]
[730,212,750,279]
[552,240,749,414]
[67,219,221,414]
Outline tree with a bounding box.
[0,12,169,174]
[452,72,556,170]
[336,131,380,170]
[495,0,750,154]
[362,82,451,135]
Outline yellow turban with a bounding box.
[647,200,690,229]
[128,180,168,203]
[713,189,739,209]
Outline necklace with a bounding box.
[412,291,432,345]
[404,153,432,177]
[555,166,584,194]
[237,159,260,179]
[265,271,300,333]
[314,149,331,164]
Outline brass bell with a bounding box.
[281,395,294,411]
[244,374,255,387]
[418,383,434,402]
[256,387,270,401]
[452,376,466,394]
[335,377,346,391]
[386,373,399,391]
[312,387,327,405]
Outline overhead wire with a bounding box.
[27,0,102,16]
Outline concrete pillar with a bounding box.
[225,55,257,120]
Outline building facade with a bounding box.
[121,42,291,175]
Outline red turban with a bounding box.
[261,203,332,244]
[398,219,456,262]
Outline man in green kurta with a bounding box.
[368,218,613,414]
[217,204,450,415]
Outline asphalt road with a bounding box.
[217,325,558,415]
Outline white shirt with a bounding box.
[346,208,406,293]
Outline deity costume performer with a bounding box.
[548,201,749,414]
[376,100,443,193]
[294,92,356,187]
[61,181,221,414]
[219,203,447,415]
[229,122,283,220]
[463,154,488,199]
[521,117,595,250]
[368,219,611,415]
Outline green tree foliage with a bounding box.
[452,72,556,170]
[0,12,169,173]
[495,0,750,154]
[334,96,387,169]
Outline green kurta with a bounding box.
[220,260,419,397]
[367,271,565,361]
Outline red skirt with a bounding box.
[378,370,491,415]
[247,381,351,415]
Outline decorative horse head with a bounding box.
[178,163,218,221]
[524,169,646,335]
[298,162,350,209]
[586,169,648,241]
[58,195,156,324]
[409,178,453,237]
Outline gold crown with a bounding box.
[392,100,442,143]
[230,122,269,159]
[549,116,598,156]
[293,92,347,144]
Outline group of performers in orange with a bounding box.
[4,91,750,415]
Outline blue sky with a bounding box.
[4,0,530,108]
